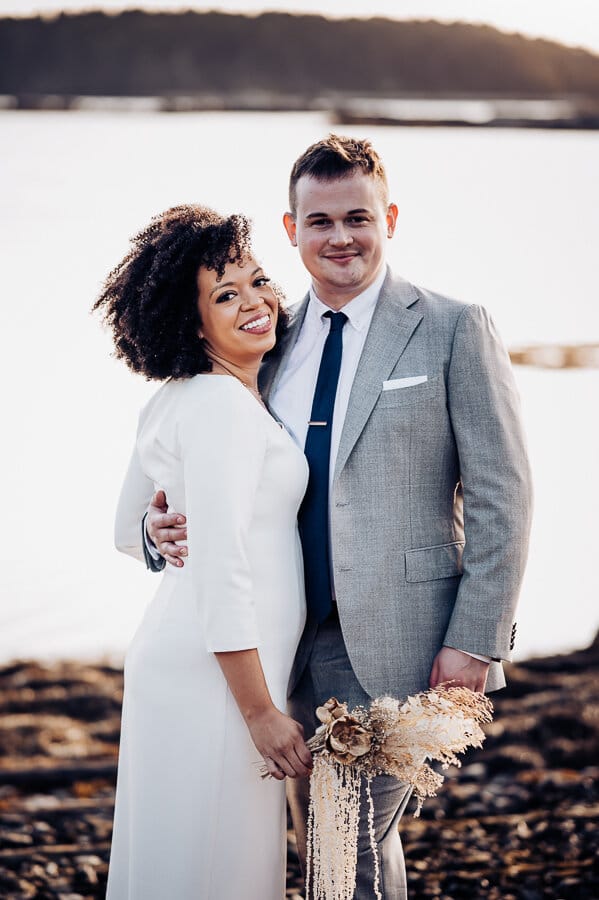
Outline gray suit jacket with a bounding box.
[261,269,533,699]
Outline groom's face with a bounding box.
[283,172,397,308]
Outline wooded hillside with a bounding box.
[1,10,599,99]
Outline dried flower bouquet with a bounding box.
[263,685,493,900]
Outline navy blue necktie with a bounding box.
[298,310,348,622]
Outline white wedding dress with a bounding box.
[106,375,308,900]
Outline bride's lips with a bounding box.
[239,313,272,335]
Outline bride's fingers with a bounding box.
[296,739,313,770]
[288,748,312,778]
[264,756,286,781]
[278,749,311,779]
[272,754,297,779]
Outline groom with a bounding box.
[143,135,533,898]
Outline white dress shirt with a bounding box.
[270,266,386,490]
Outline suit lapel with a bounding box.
[260,293,310,402]
[333,273,423,482]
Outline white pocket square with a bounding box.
[382,375,428,391]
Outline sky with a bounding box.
[2,0,599,56]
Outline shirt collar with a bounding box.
[308,265,387,333]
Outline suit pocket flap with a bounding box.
[405,541,464,583]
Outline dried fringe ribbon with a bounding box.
[306,760,381,900]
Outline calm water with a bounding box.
[1,110,598,663]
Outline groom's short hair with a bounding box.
[288,134,389,215]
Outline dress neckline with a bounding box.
[197,373,285,430]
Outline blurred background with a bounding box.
[1,0,598,664]
[1,4,598,900]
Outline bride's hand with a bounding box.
[146,490,188,567]
[246,708,313,781]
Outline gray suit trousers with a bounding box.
[287,617,412,900]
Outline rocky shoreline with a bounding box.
[1,635,597,899]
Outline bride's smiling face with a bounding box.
[196,256,278,364]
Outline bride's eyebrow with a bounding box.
[209,281,234,297]
[209,268,262,297]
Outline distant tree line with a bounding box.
[1,10,599,99]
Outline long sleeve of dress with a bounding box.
[177,379,268,653]
[114,436,156,565]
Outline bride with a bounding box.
[94,204,312,900]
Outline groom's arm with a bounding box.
[141,512,165,572]
[441,303,533,663]
[144,491,187,569]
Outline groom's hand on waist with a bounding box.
[146,489,188,568]
[429,646,490,693]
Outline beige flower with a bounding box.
[326,715,372,764]
[315,697,349,726]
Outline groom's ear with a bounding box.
[386,203,399,239]
[283,212,297,246]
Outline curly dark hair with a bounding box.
[93,204,288,380]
